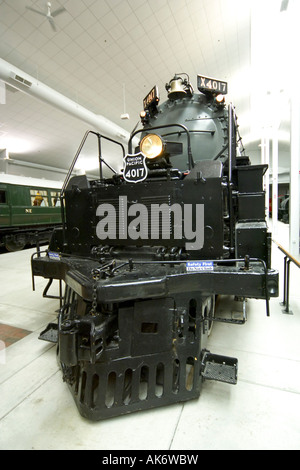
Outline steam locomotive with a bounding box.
[31,73,279,420]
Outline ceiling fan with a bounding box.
[280,0,289,11]
[26,2,66,32]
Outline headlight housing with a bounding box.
[140,134,164,159]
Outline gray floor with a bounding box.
[0,221,299,450]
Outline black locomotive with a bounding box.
[32,73,279,420]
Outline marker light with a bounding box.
[215,94,225,104]
[140,133,164,159]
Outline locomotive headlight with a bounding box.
[140,134,164,159]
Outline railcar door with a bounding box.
[0,185,10,227]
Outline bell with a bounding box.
[167,77,187,100]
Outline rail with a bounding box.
[59,130,125,248]
[273,240,300,314]
[31,249,64,308]
[61,130,125,198]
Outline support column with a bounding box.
[265,132,270,222]
[261,134,265,164]
[261,130,270,222]
[272,128,279,238]
[0,149,9,173]
[289,96,300,258]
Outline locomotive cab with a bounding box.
[31,73,279,421]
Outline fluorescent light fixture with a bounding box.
[0,136,35,153]
[74,156,99,172]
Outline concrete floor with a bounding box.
[0,221,299,450]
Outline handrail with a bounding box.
[274,240,300,268]
[59,130,125,247]
[61,130,125,198]
[273,239,300,314]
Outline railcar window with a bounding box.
[50,191,61,207]
[0,190,6,204]
[30,189,49,207]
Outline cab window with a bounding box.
[50,191,61,207]
[30,189,49,207]
[0,190,6,204]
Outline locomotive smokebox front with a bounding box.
[137,73,229,171]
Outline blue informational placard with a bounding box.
[48,251,60,260]
[186,261,214,272]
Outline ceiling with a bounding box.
[0,0,295,178]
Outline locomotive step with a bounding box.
[39,322,58,343]
[201,352,238,385]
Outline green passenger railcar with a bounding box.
[0,175,62,251]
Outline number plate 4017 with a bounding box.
[123,153,148,183]
[197,75,228,94]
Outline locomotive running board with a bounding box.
[201,352,238,385]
